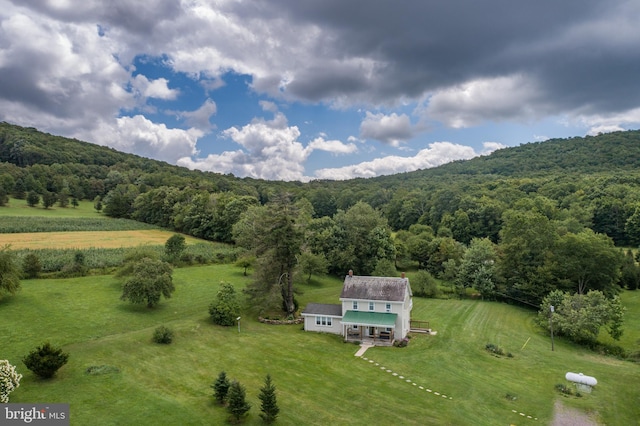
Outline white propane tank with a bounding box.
[565,372,597,387]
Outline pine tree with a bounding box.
[258,374,279,424]
[227,380,251,423]
[212,371,231,405]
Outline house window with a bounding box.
[386,303,391,313]
[369,302,374,311]
[352,301,358,310]
[316,316,332,327]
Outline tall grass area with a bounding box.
[0,216,159,233]
[2,266,639,425]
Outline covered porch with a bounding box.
[341,310,397,346]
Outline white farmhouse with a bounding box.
[302,271,413,346]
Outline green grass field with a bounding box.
[2,266,639,425]
[0,197,99,217]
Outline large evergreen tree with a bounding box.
[233,194,303,315]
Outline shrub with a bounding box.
[485,343,510,357]
[0,359,22,403]
[22,252,42,278]
[412,270,440,298]
[153,325,174,344]
[209,282,241,326]
[22,342,69,379]
[394,338,409,348]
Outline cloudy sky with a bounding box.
[1,1,639,181]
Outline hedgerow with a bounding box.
[14,243,241,274]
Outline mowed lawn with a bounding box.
[0,230,203,249]
[2,266,639,425]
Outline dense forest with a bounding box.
[2,121,640,309]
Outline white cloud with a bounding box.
[481,141,507,155]
[178,108,358,181]
[131,75,179,100]
[90,115,201,164]
[360,112,415,146]
[426,75,544,128]
[307,137,357,154]
[180,109,308,180]
[314,141,479,180]
[569,107,640,136]
[174,98,217,130]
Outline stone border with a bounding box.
[258,317,304,325]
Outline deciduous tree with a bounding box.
[0,245,20,299]
[120,258,174,308]
[538,290,625,344]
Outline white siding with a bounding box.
[340,297,412,339]
[302,314,342,335]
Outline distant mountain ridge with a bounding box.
[2,121,640,182]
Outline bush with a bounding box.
[209,282,240,326]
[485,343,512,357]
[554,383,582,397]
[412,270,440,298]
[22,252,42,278]
[0,359,22,403]
[153,325,174,344]
[394,338,409,348]
[22,342,69,379]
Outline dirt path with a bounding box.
[551,400,599,426]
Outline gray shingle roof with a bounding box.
[340,275,410,302]
[301,303,343,316]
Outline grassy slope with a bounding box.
[2,267,639,425]
[0,197,99,217]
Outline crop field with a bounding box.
[2,266,639,425]
[0,229,202,250]
[0,216,159,233]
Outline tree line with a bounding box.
[2,123,640,311]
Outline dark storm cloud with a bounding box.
[11,0,182,35]
[232,0,640,116]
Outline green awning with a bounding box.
[341,310,397,328]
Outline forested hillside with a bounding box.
[2,122,640,308]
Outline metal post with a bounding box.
[237,316,241,333]
[550,305,555,351]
